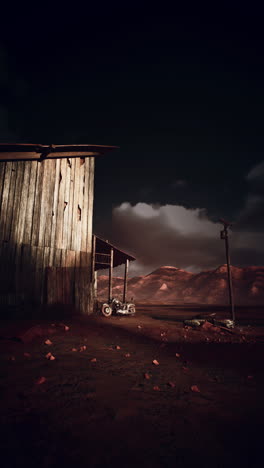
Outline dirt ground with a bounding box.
[0,305,264,468]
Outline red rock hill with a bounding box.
[97,265,264,305]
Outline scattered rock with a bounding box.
[90,358,97,363]
[35,376,46,385]
[45,339,52,345]
[168,381,175,387]
[124,353,131,358]
[115,345,121,350]
[153,386,160,391]
[46,352,55,360]
[79,345,87,352]
[71,348,77,352]
[191,385,200,393]
[175,353,180,358]
[144,373,151,380]
[152,359,159,366]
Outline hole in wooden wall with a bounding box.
[67,158,72,168]
[80,157,85,166]
[64,202,68,211]
[59,172,62,184]
[52,210,54,216]
[78,205,81,221]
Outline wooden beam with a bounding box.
[108,248,114,303]
[123,259,129,303]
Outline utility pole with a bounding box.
[219,219,235,323]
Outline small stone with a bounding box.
[45,352,52,359]
[191,385,200,393]
[168,381,175,387]
[144,373,151,380]
[115,345,121,350]
[153,386,160,391]
[35,376,46,385]
[71,348,77,352]
[90,358,97,362]
[175,353,180,358]
[152,359,159,366]
[45,339,52,345]
[124,353,131,358]
[49,355,56,361]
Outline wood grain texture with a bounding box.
[31,162,45,246]
[87,157,94,253]
[23,161,38,245]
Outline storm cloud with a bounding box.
[111,201,264,276]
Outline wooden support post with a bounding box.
[108,248,114,303]
[94,270,98,300]
[123,259,129,303]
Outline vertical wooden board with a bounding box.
[66,249,76,304]
[47,267,56,304]
[62,158,72,249]
[34,246,45,304]
[79,251,91,314]
[55,159,67,249]
[31,161,45,246]
[3,162,18,242]
[86,157,94,253]
[81,158,89,251]
[0,162,12,241]
[0,242,7,292]
[20,244,31,300]
[44,160,57,248]
[66,158,75,250]
[48,246,56,267]
[0,162,6,208]
[41,246,50,304]
[10,161,25,244]
[74,250,80,310]
[61,248,66,268]
[50,159,61,249]
[38,159,56,247]
[23,161,38,245]
[70,158,81,251]
[16,162,31,244]
[77,158,85,252]
[54,248,62,267]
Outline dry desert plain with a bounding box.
[0,304,264,468]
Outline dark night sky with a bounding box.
[1,3,264,275]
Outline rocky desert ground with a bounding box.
[0,304,264,468]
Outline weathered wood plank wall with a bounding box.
[0,157,95,314]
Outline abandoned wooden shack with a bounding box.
[0,143,123,315]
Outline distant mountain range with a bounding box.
[97,265,264,305]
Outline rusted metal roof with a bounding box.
[0,144,118,161]
[94,235,135,270]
